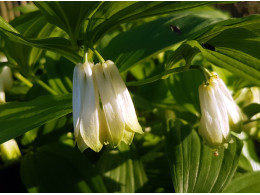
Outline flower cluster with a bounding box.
[73,58,143,152]
[198,72,243,147]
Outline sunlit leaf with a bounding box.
[0,94,72,144]
[35,1,101,47]
[0,16,81,63]
[165,119,243,193]
[87,2,218,44]
[223,171,260,193]
[102,10,227,72]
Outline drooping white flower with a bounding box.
[73,57,143,152]
[198,72,243,147]
[73,61,102,152]
[0,66,13,103]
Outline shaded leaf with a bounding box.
[45,52,74,95]
[21,142,107,192]
[97,143,147,193]
[243,103,260,119]
[3,11,55,75]
[165,119,243,193]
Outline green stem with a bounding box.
[35,80,58,95]
[93,49,105,63]
[243,118,260,125]
[190,65,211,83]
[14,72,33,88]
[126,66,187,86]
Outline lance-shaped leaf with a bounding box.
[0,94,72,144]
[97,143,147,193]
[165,119,243,193]
[0,16,81,63]
[223,171,260,193]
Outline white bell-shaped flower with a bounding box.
[198,72,242,147]
[73,61,102,152]
[0,66,13,103]
[73,56,143,152]
[214,73,243,132]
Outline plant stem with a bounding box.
[35,80,58,95]
[190,65,211,83]
[13,71,33,88]
[126,66,187,86]
[93,49,105,63]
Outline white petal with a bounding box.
[198,83,230,146]
[0,79,5,103]
[79,62,103,152]
[0,139,21,162]
[75,132,89,152]
[122,130,135,145]
[0,66,13,90]
[93,63,124,147]
[104,60,143,134]
[215,75,243,132]
[97,103,112,145]
[212,82,230,139]
[72,63,84,138]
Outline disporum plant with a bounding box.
[0,1,260,193]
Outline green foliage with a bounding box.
[21,141,107,192]
[223,171,260,192]
[0,1,259,193]
[165,119,243,193]
[0,94,71,144]
[97,143,147,193]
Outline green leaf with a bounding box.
[169,38,260,86]
[243,103,260,119]
[0,16,81,64]
[101,10,227,72]
[198,14,260,43]
[3,11,56,75]
[35,1,101,46]
[165,119,243,193]
[223,171,260,193]
[167,69,203,115]
[45,52,74,95]
[0,94,72,144]
[87,2,218,44]
[21,142,107,192]
[97,143,148,192]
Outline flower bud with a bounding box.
[0,139,21,164]
[198,72,243,147]
[0,66,13,103]
[235,87,260,136]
